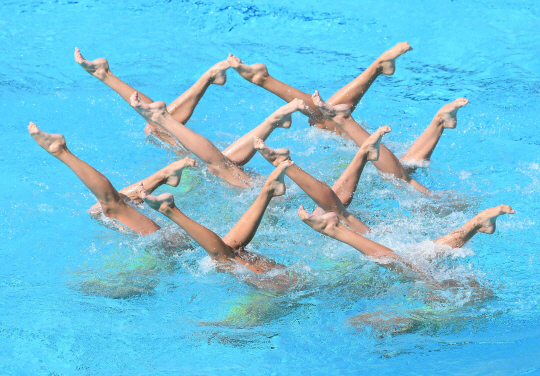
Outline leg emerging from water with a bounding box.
[329,126,391,208]
[434,205,514,249]
[118,157,198,203]
[298,207,420,276]
[222,161,292,254]
[166,60,230,125]
[254,137,370,234]
[75,48,229,146]
[227,43,412,133]
[222,99,307,166]
[28,122,160,235]
[326,42,413,113]
[130,91,252,187]
[138,162,292,274]
[401,98,469,164]
[312,90,431,194]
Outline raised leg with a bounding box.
[28,122,160,235]
[165,60,230,124]
[222,99,307,166]
[298,207,408,268]
[130,92,252,188]
[329,126,391,208]
[312,91,431,194]
[326,42,413,113]
[227,54,338,130]
[137,186,235,260]
[222,160,293,249]
[119,157,198,202]
[401,99,469,164]
[434,205,514,249]
[254,137,370,234]
[74,48,180,147]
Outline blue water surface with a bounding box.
[1,0,539,374]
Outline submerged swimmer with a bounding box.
[226,44,468,194]
[75,48,306,188]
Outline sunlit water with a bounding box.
[1,0,539,374]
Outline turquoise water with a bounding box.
[2,0,540,374]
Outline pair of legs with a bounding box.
[29,122,196,235]
[75,48,305,188]
[227,44,468,193]
[299,204,514,276]
[137,161,298,291]
[252,126,392,234]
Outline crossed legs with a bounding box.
[137,161,297,290]
[28,123,161,235]
[299,205,514,274]
[75,48,229,146]
[227,42,413,135]
[252,134,387,234]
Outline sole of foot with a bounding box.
[475,205,514,234]
[298,205,340,235]
[137,183,175,213]
[207,60,230,85]
[436,98,469,129]
[28,122,67,155]
[130,91,168,124]
[163,158,198,187]
[74,47,110,80]
[266,160,294,197]
[360,126,392,161]
[227,53,269,85]
[311,90,351,120]
[376,42,413,75]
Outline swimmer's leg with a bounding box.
[434,205,514,249]
[74,48,178,147]
[312,91,431,195]
[118,157,198,202]
[328,126,391,208]
[137,185,235,261]
[222,99,308,166]
[255,138,370,234]
[28,122,160,235]
[226,54,340,132]
[401,98,469,163]
[222,161,293,250]
[326,42,413,113]
[164,60,230,124]
[130,92,252,188]
[298,207,411,270]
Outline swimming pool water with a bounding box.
[1,0,539,374]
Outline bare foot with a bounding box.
[206,60,230,86]
[298,206,340,236]
[268,99,309,129]
[359,126,392,161]
[253,136,291,166]
[74,47,110,80]
[264,160,294,197]
[376,42,413,75]
[28,122,67,155]
[161,157,198,187]
[227,53,269,86]
[434,98,469,129]
[130,91,168,124]
[474,205,514,234]
[137,183,175,214]
[312,90,351,122]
